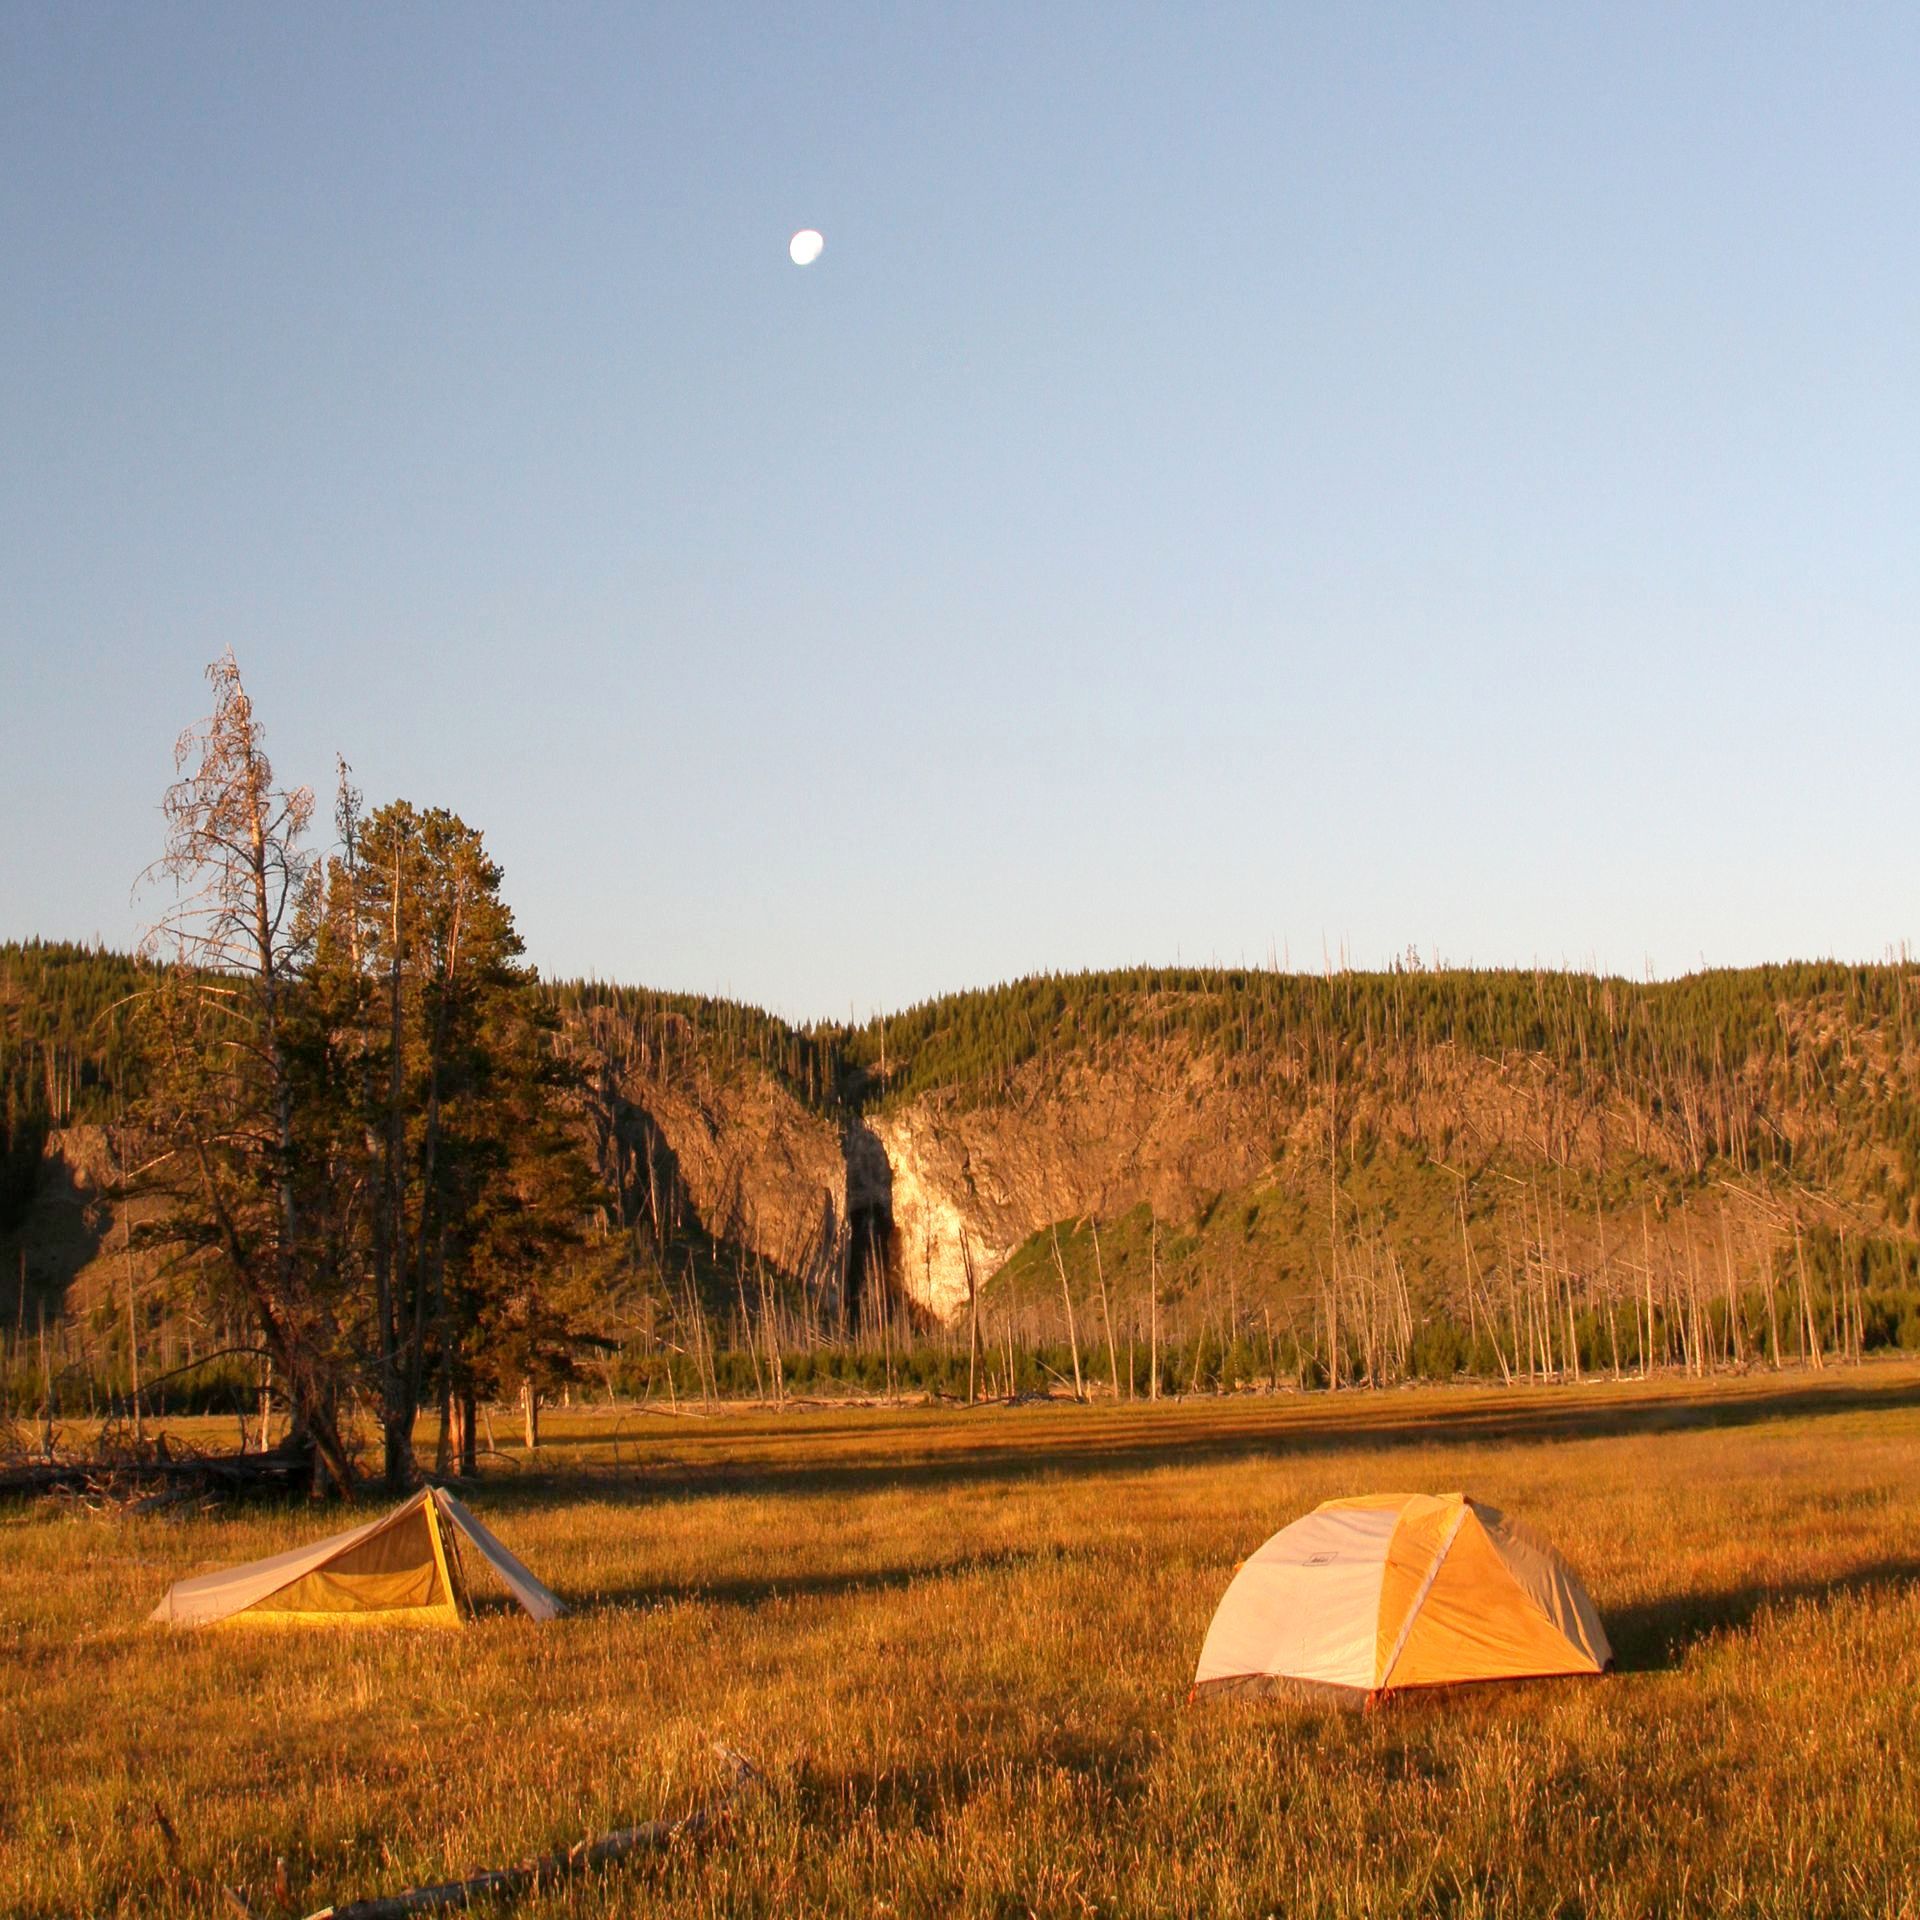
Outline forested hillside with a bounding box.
[554,958,1920,1211]
[0,942,146,1230]
[839,961,1920,1198]
[20,951,1920,1231]
[11,946,1920,1411]
[513,961,1920,1389]
[551,961,1920,1182]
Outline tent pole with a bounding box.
[424,1490,465,1624]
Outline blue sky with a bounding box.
[3,4,1916,1019]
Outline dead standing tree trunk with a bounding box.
[961,1228,980,1405]
[1091,1216,1120,1400]
[141,654,355,1495]
[1051,1224,1084,1402]
[1149,1209,1161,1402]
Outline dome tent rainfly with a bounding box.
[1193,1493,1610,1704]
[149,1485,563,1628]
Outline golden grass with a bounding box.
[5,1365,1920,1917]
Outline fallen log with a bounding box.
[0,1441,315,1505]
[300,1746,760,1920]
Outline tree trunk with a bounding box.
[1149,1212,1161,1402]
[1051,1225,1083,1402]
[962,1229,979,1404]
[383,1405,416,1490]
[187,1128,357,1495]
[433,1374,454,1479]
[1092,1218,1119,1400]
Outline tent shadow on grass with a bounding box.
[1603,1556,1920,1673]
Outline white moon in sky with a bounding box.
[789,229,825,266]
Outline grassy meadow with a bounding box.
[4,1366,1920,1917]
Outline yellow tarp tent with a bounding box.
[1193,1492,1609,1703]
[149,1485,563,1628]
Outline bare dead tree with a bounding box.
[137,653,355,1494]
[1148,1207,1161,1401]
[1050,1224,1084,1402]
[1091,1216,1120,1399]
[961,1227,979,1404]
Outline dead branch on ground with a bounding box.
[299,1745,761,1920]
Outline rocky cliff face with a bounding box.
[12,967,1904,1366]
[591,1038,1511,1320]
[578,1032,1280,1320]
[3,1125,153,1329]
[872,1045,1277,1317]
[585,1056,847,1287]
[868,1030,1757,1320]
[572,1009,1872,1326]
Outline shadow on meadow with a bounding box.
[1604,1555,1920,1673]
[575,1544,1049,1616]
[459,1372,1920,1519]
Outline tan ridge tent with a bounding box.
[1193,1492,1609,1703]
[149,1485,564,1628]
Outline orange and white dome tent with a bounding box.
[1193,1493,1610,1703]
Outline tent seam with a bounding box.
[1377,1502,1470,1690]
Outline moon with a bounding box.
[789,229,825,267]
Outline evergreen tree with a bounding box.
[308,795,603,1486]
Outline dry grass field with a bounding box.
[5,1365,1920,1918]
